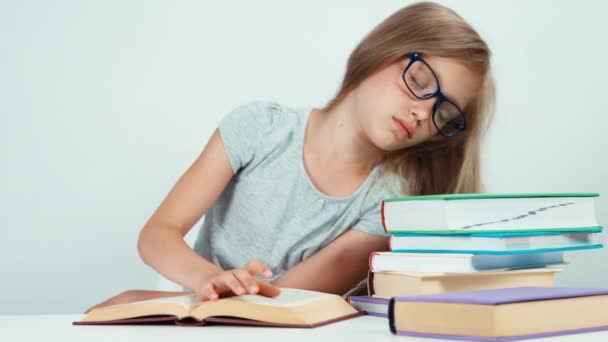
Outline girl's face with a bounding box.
[351,55,482,152]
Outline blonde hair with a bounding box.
[324,2,495,195]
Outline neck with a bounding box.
[306,96,385,173]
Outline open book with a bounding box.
[73,288,361,328]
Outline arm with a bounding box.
[137,129,232,291]
[272,229,388,295]
[137,129,279,300]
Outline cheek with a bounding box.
[427,118,439,136]
[358,109,381,137]
[372,114,411,150]
[355,110,387,146]
[358,71,405,106]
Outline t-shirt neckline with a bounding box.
[297,106,380,202]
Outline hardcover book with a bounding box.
[389,229,602,253]
[369,250,572,273]
[74,288,361,328]
[389,286,608,341]
[368,268,559,298]
[381,193,600,234]
[348,296,389,318]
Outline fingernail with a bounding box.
[210,294,218,301]
[249,286,258,293]
[237,287,245,295]
[264,270,272,277]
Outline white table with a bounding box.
[1,314,607,342]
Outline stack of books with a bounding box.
[349,193,603,319]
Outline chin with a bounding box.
[384,143,412,153]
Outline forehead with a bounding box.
[416,55,482,109]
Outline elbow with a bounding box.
[137,224,183,266]
[137,226,153,266]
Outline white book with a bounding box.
[369,251,567,273]
[382,193,600,234]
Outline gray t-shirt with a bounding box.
[193,101,402,282]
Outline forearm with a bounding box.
[273,230,388,295]
[137,226,222,291]
[273,250,369,295]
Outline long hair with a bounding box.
[324,2,495,195]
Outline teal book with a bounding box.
[381,192,601,234]
[389,229,603,253]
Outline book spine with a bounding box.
[388,298,398,334]
[381,200,388,233]
[367,270,375,297]
[368,252,378,272]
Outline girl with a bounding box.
[137,1,495,301]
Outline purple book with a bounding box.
[348,296,390,318]
[389,287,608,341]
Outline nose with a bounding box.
[410,98,436,123]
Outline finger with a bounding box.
[215,273,246,296]
[245,260,273,278]
[256,279,281,298]
[233,269,259,294]
[198,283,219,301]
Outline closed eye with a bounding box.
[437,110,447,123]
[412,77,424,90]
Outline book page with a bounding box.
[133,294,198,309]
[114,289,332,309]
[228,288,331,307]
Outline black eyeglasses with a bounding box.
[402,52,466,137]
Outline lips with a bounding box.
[392,116,412,139]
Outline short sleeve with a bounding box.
[218,101,280,174]
[352,171,404,237]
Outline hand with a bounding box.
[195,260,281,301]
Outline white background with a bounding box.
[2,0,607,314]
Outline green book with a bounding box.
[381,193,601,234]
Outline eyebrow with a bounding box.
[417,56,467,110]
[433,72,466,110]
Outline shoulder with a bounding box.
[350,169,405,236]
[361,169,406,211]
[218,100,309,173]
[378,169,407,197]
[220,100,305,132]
